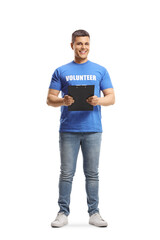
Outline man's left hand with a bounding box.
[86,96,99,106]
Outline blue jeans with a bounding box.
[58,132,102,216]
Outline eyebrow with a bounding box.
[76,42,89,44]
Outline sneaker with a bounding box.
[51,212,68,228]
[89,213,108,227]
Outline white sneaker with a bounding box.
[51,212,68,228]
[89,213,108,227]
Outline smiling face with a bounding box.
[71,36,90,63]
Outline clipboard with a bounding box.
[68,85,95,111]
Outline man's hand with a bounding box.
[86,95,99,106]
[63,95,75,106]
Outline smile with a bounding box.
[79,50,87,54]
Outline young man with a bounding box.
[47,30,115,227]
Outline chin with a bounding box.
[80,55,88,59]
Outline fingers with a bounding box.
[64,95,74,106]
[86,96,99,106]
[64,95,99,106]
[87,96,97,101]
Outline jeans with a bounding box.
[58,132,102,216]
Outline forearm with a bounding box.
[98,94,115,106]
[47,94,64,107]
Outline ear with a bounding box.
[71,42,74,50]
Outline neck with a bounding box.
[74,57,88,64]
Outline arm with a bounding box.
[47,89,74,107]
[87,88,115,106]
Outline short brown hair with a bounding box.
[72,29,90,43]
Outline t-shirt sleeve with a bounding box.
[49,69,62,90]
[100,68,113,90]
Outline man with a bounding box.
[47,29,115,227]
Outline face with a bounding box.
[71,36,90,62]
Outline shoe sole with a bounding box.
[51,222,68,228]
[89,222,108,227]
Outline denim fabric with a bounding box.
[58,132,102,216]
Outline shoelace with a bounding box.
[55,213,65,221]
[94,213,105,221]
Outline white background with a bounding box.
[0,0,160,239]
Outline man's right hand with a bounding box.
[63,95,74,106]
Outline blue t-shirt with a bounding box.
[49,60,113,132]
